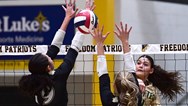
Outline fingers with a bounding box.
[114,31,119,36]
[90,24,109,42]
[115,24,121,33]
[74,8,79,15]
[85,0,96,11]
[128,26,132,33]
[69,0,72,6]
[120,22,124,31]
[100,25,104,34]
[62,5,66,11]
[115,22,132,34]
[90,1,96,11]
[72,0,76,7]
[90,5,96,11]
[104,32,110,39]
[85,0,90,9]
[97,24,100,34]
[66,0,74,6]
[65,0,68,5]
[124,23,132,33]
[124,24,127,32]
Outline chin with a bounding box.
[135,72,144,78]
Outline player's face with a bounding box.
[44,54,54,72]
[135,57,153,81]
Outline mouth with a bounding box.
[137,69,143,72]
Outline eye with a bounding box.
[143,63,149,66]
[137,61,141,64]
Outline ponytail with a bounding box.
[19,74,54,105]
[148,65,184,101]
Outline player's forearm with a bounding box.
[123,52,136,72]
[71,31,84,52]
[60,16,71,31]
[51,29,65,49]
[97,55,108,77]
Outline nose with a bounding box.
[138,63,143,68]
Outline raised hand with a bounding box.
[90,24,110,55]
[114,22,132,43]
[90,24,110,44]
[114,22,132,53]
[60,0,78,31]
[62,0,78,19]
[85,0,96,11]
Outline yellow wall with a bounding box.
[0,60,63,71]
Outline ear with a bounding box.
[149,68,154,74]
[46,65,52,72]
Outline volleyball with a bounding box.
[74,9,98,34]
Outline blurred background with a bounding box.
[0,0,188,105]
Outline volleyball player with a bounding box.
[135,54,184,105]
[115,22,184,105]
[90,23,143,106]
[19,0,84,105]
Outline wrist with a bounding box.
[122,41,130,53]
[122,40,129,45]
[63,17,71,23]
[97,42,104,46]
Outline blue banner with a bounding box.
[0,5,75,45]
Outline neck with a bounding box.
[48,70,55,75]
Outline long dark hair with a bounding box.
[138,55,184,101]
[19,53,54,105]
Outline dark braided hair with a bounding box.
[138,55,184,101]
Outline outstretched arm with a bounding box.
[51,0,78,49]
[115,22,145,105]
[114,22,135,72]
[47,0,78,60]
[55,0,95,79]
[90,24,110,77]
[91,25,118,105]
[114,22,132,53]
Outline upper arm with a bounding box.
[53,48,78,80]
[99,74,118,106]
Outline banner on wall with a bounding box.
[0,43,188,72]
[0,5,75,45]
[1,43,188,56]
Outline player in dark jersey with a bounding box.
[19,0,84,105]
[90,23,143,106]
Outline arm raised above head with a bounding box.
[90,24,110,77]
[114,22,135,73]
[114,22,132,54]
[51,0,78,49]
